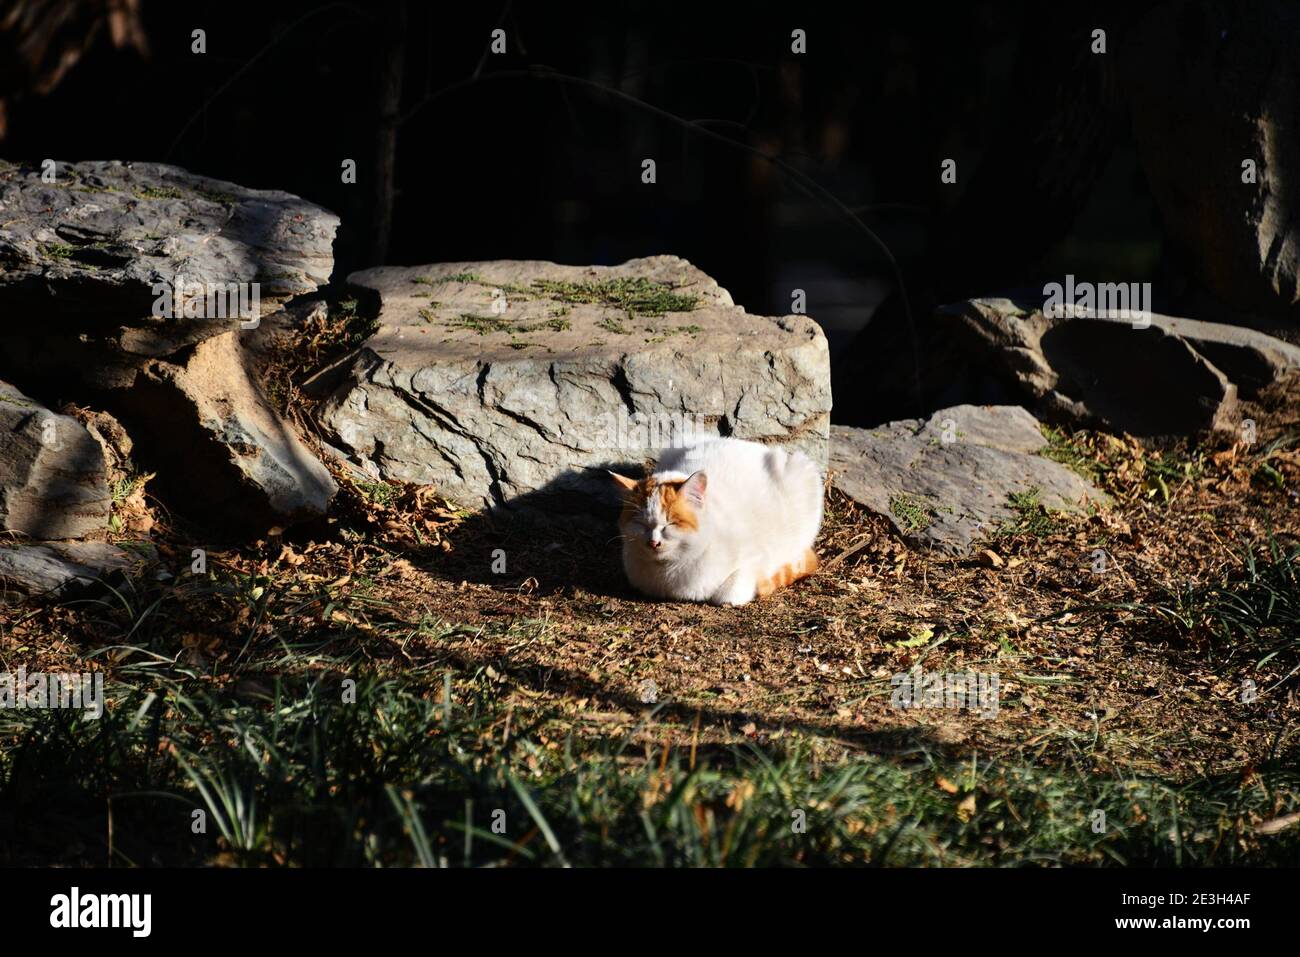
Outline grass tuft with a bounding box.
[1114,535,1300,683]
[3,669,1296,866]
[39,242,76,260]
[1040,425,1103,482]
[889,493,934,534]
[530,277,697,315]
[997,487,1061,538]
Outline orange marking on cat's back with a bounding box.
[755,547,818,598]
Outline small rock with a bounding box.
[830,404,1108,554]
[0,541,154,598]
[0,380,110,539]
[110,331,336,530]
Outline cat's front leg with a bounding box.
[709,570,757,607]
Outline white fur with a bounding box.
[620,438,824,606]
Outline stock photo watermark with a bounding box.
[151,274,261,329]
[890,667,1000,719]
[49,887,151,937]
[1043,274,1153,328]
[0,668,105,719]
[591,409,711,452]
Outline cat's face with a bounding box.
[609,471,706,561]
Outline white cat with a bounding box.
[608,437,824,606]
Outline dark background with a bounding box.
[0,0,1167,423]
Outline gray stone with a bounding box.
[0,381,109,539]
[319,256,831,510]
[940,298,1300,438]
[0,541,152,598]
[0,160,339,530]
[0,159,339,363]
[829,405,1108,554]
[112,332,337,527]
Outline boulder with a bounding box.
[0,160,340,529]
[0,381,109,539]
[319,256,831,510]
[940,298,1300,438]
[111,332,337,528]
[0,541,152,598]
[0,159,338,358]
[830,405,1107,554]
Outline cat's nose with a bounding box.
[648,539,662,549]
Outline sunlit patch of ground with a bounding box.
[2,376,1298,866]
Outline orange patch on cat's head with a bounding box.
[608,469,704,531]
[657,481,700,531]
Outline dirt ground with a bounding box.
[11,373,1296,797]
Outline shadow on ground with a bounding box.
[411,462,650,600]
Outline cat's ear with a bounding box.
[607,470,639,492]
[680,470,707,507]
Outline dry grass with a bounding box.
[2,363,1299,865]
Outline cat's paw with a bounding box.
[709,573,756,606]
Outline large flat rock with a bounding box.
[0,380,109,539]
[320,256,831,510]
[0,160,338,350]
[940,298,1300,438]
[830,405,1108,554]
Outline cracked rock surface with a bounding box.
[830,405,1108,554]
[0,159,338,351]
[0,160,339,530]
[320,256,831,510]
